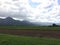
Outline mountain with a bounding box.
[0,17,34,26]
[0,17,55,26]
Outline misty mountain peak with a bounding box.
[5,17,13,20]
[0,17,34,26]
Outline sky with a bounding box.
[0,0,60,23]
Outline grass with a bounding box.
[0,25,60,30]
[0,34,60,45]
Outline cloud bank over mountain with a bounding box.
[0,0,60,23]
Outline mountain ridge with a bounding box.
[0,17,34,26]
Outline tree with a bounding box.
[52,23,57,27]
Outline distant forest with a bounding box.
[49,23,60,27]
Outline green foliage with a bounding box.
[0,34,60,45]
[52,23,59,27]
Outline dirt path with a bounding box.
[0,30,60,38]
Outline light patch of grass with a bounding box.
[0,34,60,45]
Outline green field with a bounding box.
[0,34,60,45]
[0,26,60,45]
[0,25,60,30]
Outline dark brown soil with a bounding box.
[0,29,60,38]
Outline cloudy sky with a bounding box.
[0,0,60,23]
